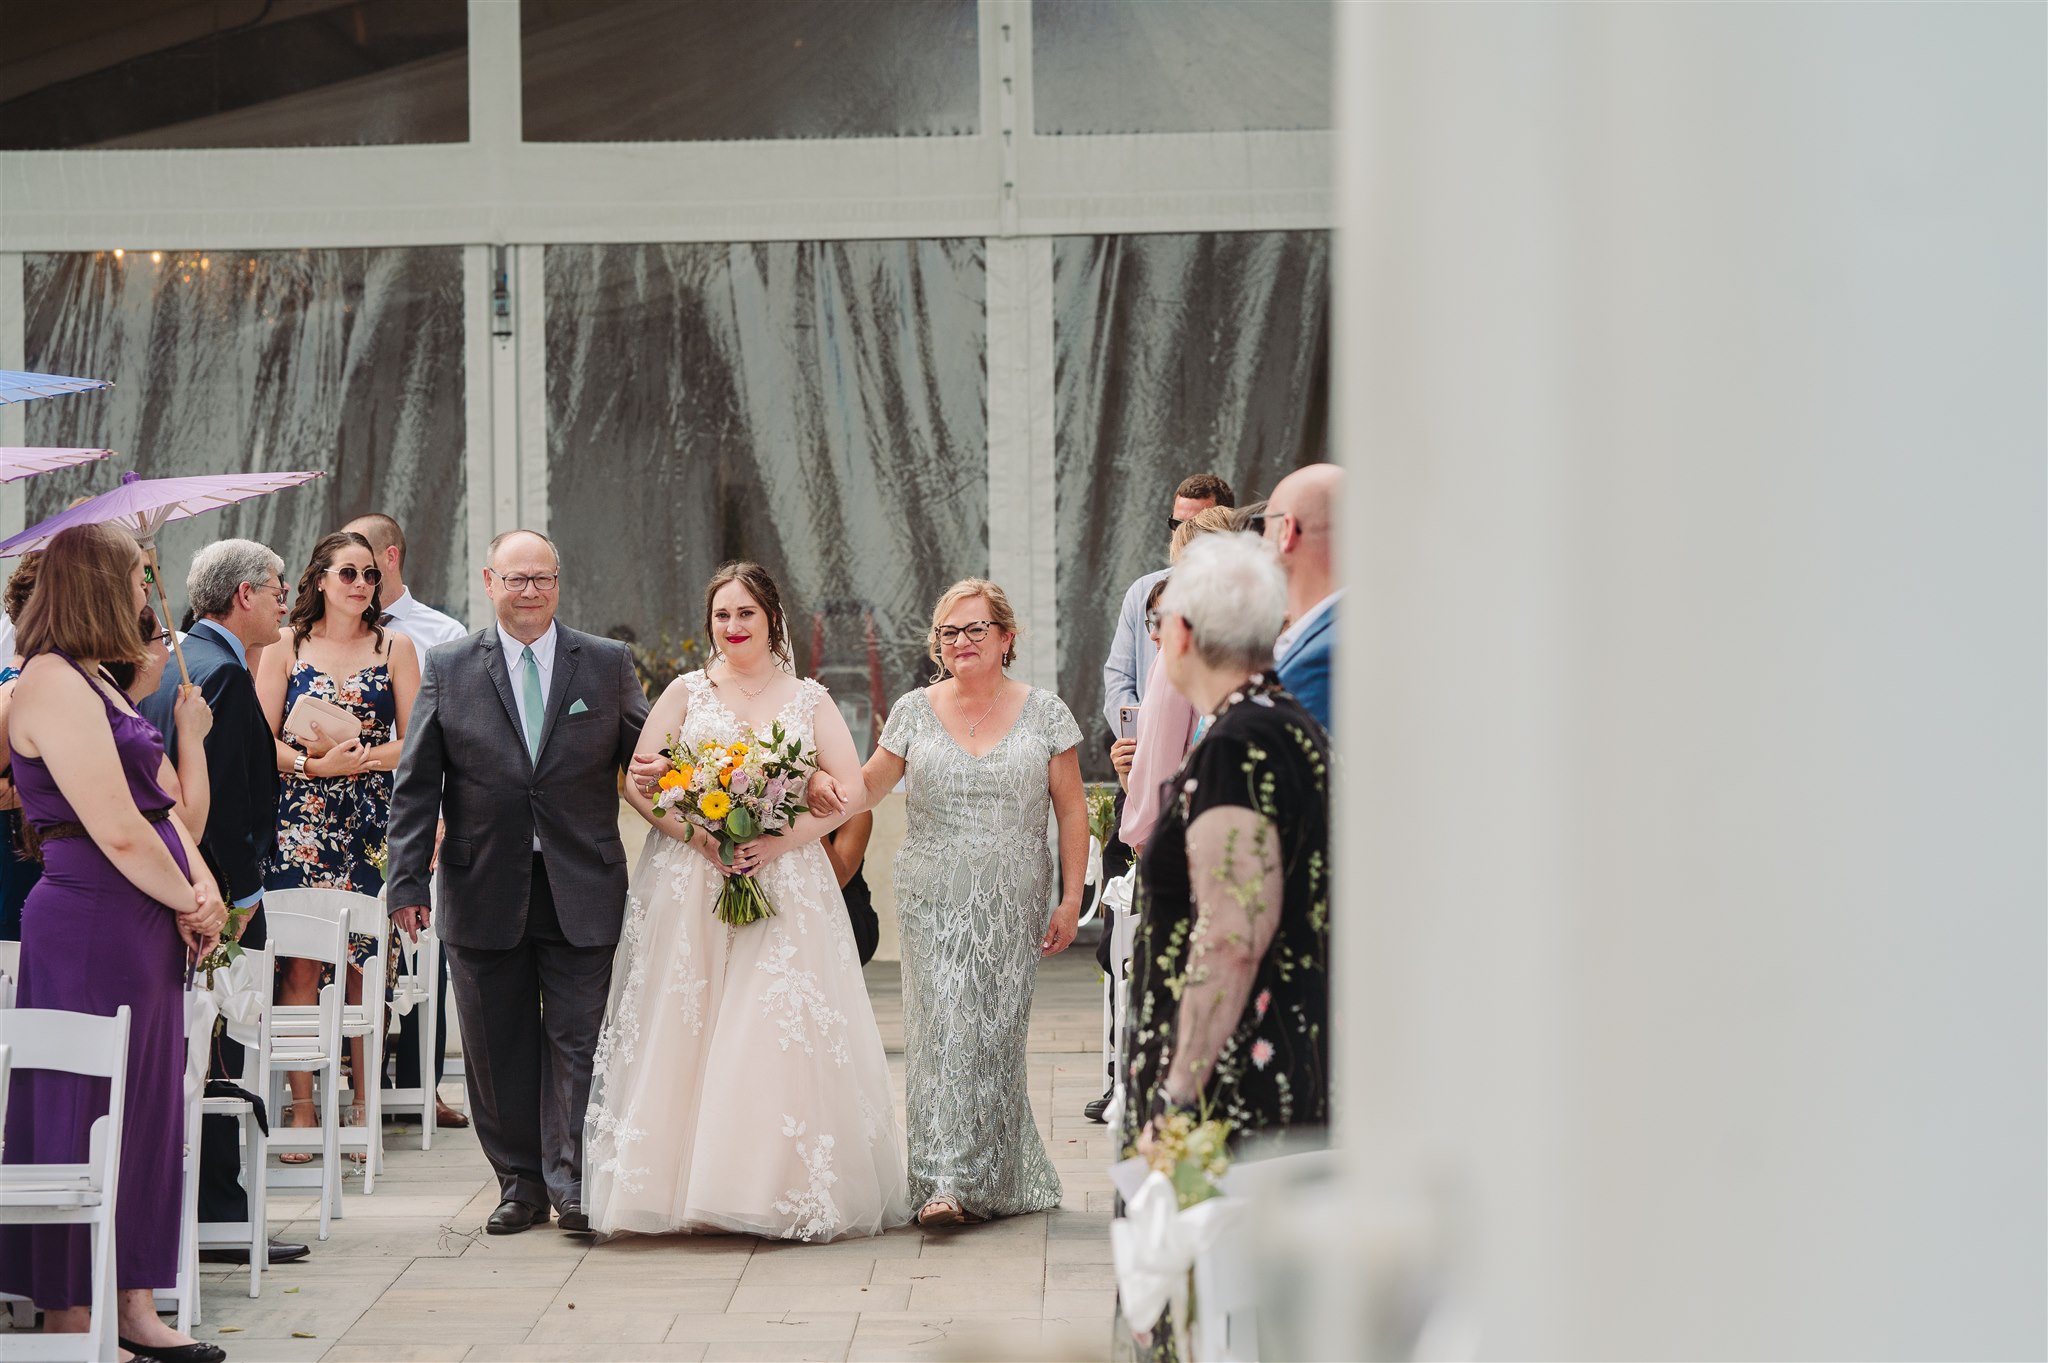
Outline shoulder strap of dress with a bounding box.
[791,675,824,726]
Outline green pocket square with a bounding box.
[567,698,590,715]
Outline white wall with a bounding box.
[1334,3,2045,1358]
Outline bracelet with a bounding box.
[293,753,308,777]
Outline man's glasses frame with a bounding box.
[490,571,561,593]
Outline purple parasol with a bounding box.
[0,447,114,483]
[0,468,324,681]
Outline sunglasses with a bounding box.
[325,565,383,586]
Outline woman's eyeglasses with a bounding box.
[1143,609,1162,634]
[325,565,383,586]
[935,620,998,646]
[152,629,175,647]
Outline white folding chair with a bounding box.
[381,906,442,1151]
[0,1005,130,1363]
[266,887,389,1187]
[180,948,272,1318]
[262,909,346,1239]
[0,938,19,1008]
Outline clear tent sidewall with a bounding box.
[0,0,1333,773]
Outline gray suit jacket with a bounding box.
[386,624,650,950]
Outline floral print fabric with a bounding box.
[267,659,395,966]
[1120,673,1331,1153]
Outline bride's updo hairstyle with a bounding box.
[926,577,1021,678]
[703,560,794,670]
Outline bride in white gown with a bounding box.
[584,563,910,1240]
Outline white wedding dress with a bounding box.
[584,671,910,1240]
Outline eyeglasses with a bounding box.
[493,572,560,593]
[325,565,382,586]
[1167,516,1185,534]
[151,629,175,647]
[250,581,288,602]
[1143,609,1162,634]
[935,620,998,646]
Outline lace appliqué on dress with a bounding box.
[774,1116,842,1242]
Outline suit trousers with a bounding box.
[199,902,265,1223]
[443,855,613,1213]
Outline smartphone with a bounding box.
[1117,704,1142,740]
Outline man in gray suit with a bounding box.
[386,529,649,1236]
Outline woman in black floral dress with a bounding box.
[1117,532,1331,1353]
[257,530,421,1152]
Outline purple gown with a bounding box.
[0,655,189,1308]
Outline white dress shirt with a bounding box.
[498,622,557,850]
[383,588,469,652]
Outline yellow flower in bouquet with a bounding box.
[648,721,819,927]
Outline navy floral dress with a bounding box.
[267,658,395,967]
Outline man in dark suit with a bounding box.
[1266,463,1341,734]
[386,529,648,1236]
[140,538,306,1264]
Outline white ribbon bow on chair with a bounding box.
[1110,1167,1247,1358]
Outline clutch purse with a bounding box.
[282,693,362,750]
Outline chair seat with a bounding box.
[0,1164,97,1191]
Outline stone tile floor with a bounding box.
[180,950,1119,1362]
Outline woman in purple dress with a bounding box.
[0,523,228,1363]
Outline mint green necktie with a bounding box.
[519,644,545,760]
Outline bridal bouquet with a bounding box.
[650,722,816,926]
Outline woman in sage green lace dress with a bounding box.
[819,578,1090,1226]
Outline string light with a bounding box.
[112,249,124,260]
[150,251,162,264]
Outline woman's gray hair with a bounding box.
[187,538,283,620]
[1158,531,1289,671]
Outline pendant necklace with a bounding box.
[960,685,1002,737]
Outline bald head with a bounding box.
[1268,463,1341,534]
[488,529,561,571]
[1263,462,1340,612]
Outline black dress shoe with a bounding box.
[119,1339,226,1363]
[197,1238,309,1265]
[486,1198,546,1235]
[556,1200,592,1234]
[1083,1091,1112,1123]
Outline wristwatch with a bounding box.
[293,753,308,777]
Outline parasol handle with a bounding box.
[145,545,191,686]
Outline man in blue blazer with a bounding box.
[1266,463,1342,733]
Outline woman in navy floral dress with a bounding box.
[258,530,420,1150]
